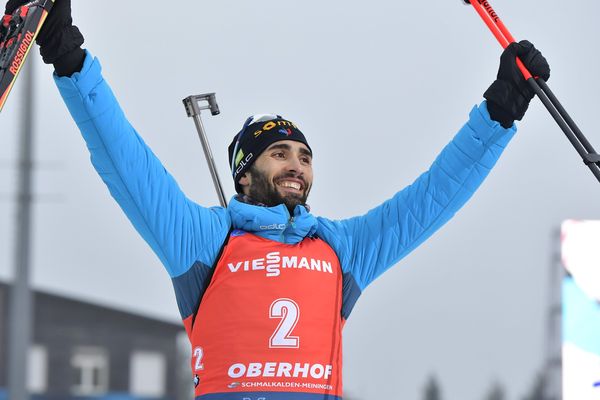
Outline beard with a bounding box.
[247,164,311,215]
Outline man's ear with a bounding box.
[238,172,250,190]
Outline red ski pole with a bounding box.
[463,0,600,184]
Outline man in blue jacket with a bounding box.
[4,0,550,398]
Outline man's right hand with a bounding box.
[4,0,84,75]
[484,40,550,129]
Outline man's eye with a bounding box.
[301,157,312,164]
[273,152,285,158]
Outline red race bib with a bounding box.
[188,231,344,398]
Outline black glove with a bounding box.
[4,0,84,76]
[484,40,550,128]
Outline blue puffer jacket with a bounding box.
[55,51,516,322]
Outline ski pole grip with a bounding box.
[515,57,533,80]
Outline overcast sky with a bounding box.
[1,1,599,399]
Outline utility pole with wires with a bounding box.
[7,53,35,400]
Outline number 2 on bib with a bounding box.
[269,298,300,348]
[193,346,204,371]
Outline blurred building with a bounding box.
[560,220,600,400]
[0,281,189,400]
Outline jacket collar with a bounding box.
[228,196,318,244]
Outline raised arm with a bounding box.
[318,101,514,292]
[318,41,550,306]
[3,0,231,278]
[55,52,231,276]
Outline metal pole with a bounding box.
[7,53,35,400]
[182,93,227,207]
[544,229,563,400]
[191,114,228,208]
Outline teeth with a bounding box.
[280,181,301,190]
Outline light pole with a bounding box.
[7,53,35,400]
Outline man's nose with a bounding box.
[286,155,304,173]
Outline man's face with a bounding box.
[239,140,313,214]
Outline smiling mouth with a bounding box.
[278,180,303,191]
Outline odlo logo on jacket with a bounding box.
[227,251,334,278]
